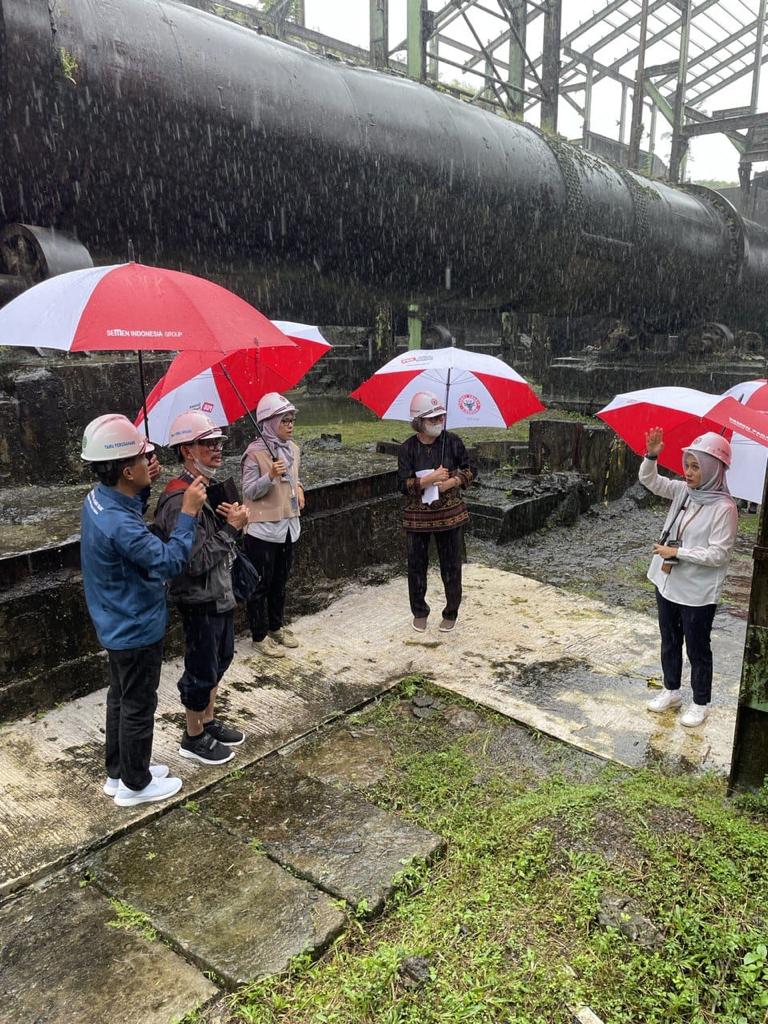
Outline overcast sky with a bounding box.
[292,0,767,182]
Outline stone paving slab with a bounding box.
[0,565,743,897]
[88,809,345,987]
[0,877,216,1024]
[281,725,395,789]
[197,760,444,910]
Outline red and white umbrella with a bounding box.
[135,322,331,444]
[597,383,768,503]
[708,379,768,503]
[350,347,544,428]
[0,263,288,356]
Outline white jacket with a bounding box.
[639,458,738,607]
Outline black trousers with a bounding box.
[406,527,463,621]
[105,639,164,791]
[655,589,718,705]
[244,534,294,641]
[177,605,235,712]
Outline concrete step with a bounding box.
[196,760,444,911]
[87,808,346,987]
[1,876,217,1024]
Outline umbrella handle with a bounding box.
[440,367,451,464]
[137,350,150,440]
[219,363,277,460]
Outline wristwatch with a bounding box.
[645,453,659,460]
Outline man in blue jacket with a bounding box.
[80,414,206,807]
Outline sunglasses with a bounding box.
[197,438,226,450]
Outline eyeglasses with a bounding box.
[197,439,226,450]
[280,416,296,424]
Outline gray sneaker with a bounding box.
[253,635,286,658]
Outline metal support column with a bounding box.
[628,0,650,170]
[619,83,628,144]
[508,0,527,119]
[541,0,561,133]
[729,467,768,794]
[428,30,439,82]
[369,0,388,70]
[582,65,593,144]
[408,303,423,349]
[648,102,658,173]
[669,0,693,184]
[407,0,427,82]
[741,0,767,194]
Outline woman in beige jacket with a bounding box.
[241,392,304,658]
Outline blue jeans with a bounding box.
[655,589,717,705]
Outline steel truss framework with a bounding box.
[392,0,768,184]
[192,0,766,184]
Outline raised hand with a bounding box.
[645,427,664,456]
[181,476,207,515]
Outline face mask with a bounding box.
[423,420,443,437]
[192,455,218,480]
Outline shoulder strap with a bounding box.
[163,477,190,495]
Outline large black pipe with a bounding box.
[2,0,768,330]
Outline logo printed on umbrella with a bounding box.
[401,354,433,364]
[106,328,183,338]
[458,393,481,415]
[202,402,214,413]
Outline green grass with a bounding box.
[221,689,768,1024]
[293,409,593,450]
[107,898,158,943]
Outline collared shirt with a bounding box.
[80,483,197,650]
[639,458,738,607]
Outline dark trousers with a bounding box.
[655,589,718,705]
[406,527,463,621]
[244,534,294,641]
[105,639,164,791]
[178,605,235,712]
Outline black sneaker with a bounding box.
[178,731,235,765]
[204,718,245,746]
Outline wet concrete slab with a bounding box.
[0,565,742,898]
[87,809,345,987]
[196,761,443,910]
[0,631,406,896]
[281,726,395,789]
[0,877,216,1024]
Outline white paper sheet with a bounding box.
[416,468,439,504]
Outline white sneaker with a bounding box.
[114,776,182,807]
[647,690,683,713]
[103,764,170,797]
[253,635,286,659]
[681,704,710,728]
[270,627,298,649]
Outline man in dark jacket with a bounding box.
[154,411,249,766]
[80,414,205,807]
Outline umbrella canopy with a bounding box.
[708,379,768,503]
[597,383,768,503]
[135,322,330,444]
[0,262,289,357]
[350,347,544,428]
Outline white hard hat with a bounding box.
[410,390,446,419]
[256,392,295,423]
[81,414,154,462]
[168,410,226,448]
[683,431,732,468]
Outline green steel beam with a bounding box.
[407,0,427,81]
[370,0,388,70]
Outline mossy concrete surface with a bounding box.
[196,760,444,911]
[0,565,742,900]
[0,877,216,1023]
[88,810,346,987]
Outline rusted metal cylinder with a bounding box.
[1,0,767,329]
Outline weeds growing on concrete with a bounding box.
[221,687,768,1024]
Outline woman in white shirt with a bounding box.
[640,428,738,727]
